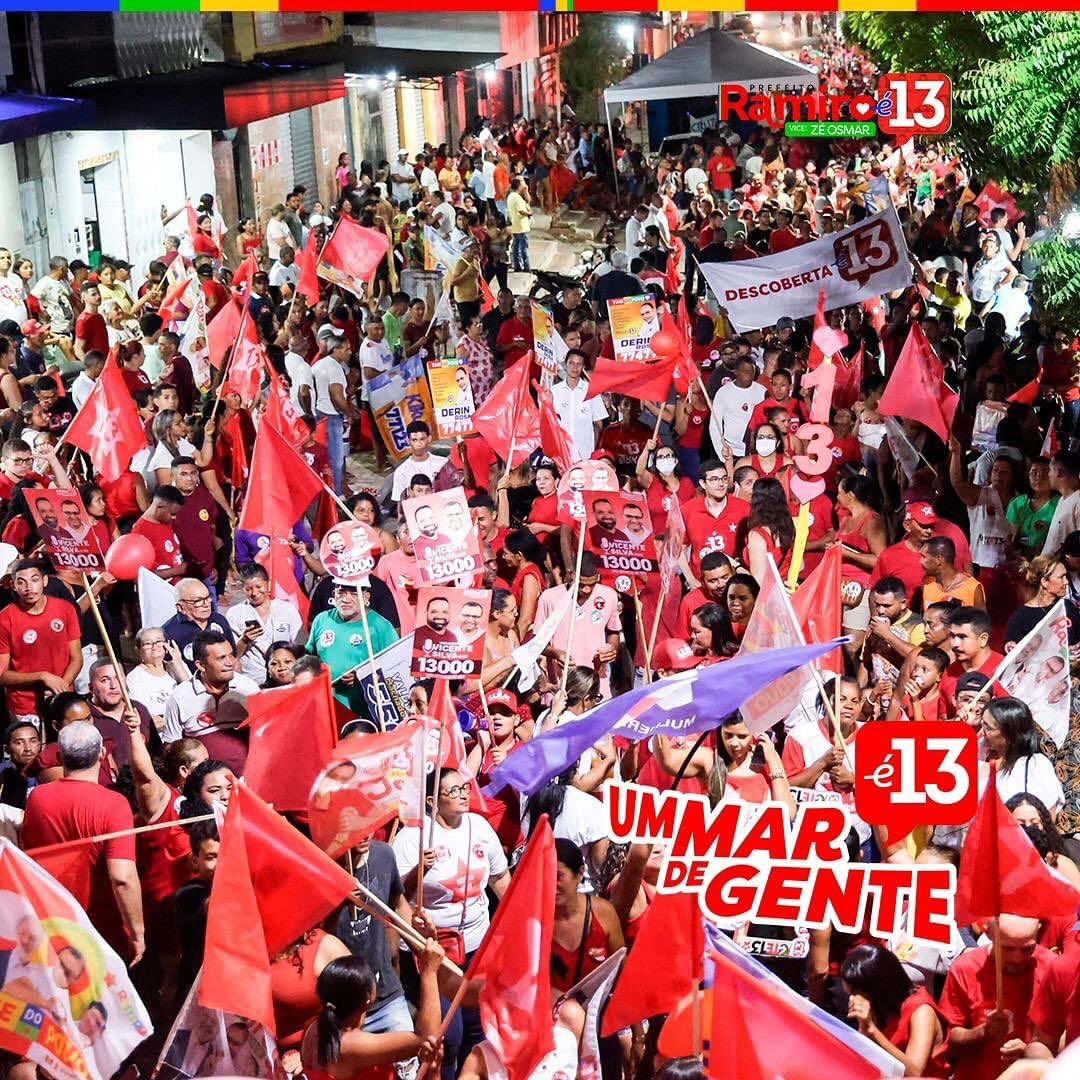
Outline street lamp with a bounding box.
[617,21,636,53]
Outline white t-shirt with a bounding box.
[684,167,708,194]
[392,454,447,502]
[265,218,294,262]
[268,261,299,289]
[284,351,315,411]
[995,753,1064,813]
[71,371,96,410]
[393,813,508,952]
[390,163,415,205]
[146,437,197,482]
[551,379,607,460]
[357,339,393,403]
[520,785,608,888]
[431,202,456,237]
[420,167,439,195]
[225,599,304,681]
[125,666,178,721]
[311,355,348,416]
[709,379,767,457]
[0,272,27,325]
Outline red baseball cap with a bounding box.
[652,639,704,672]
[904,501,938,526]
[20,320,46,337]
[485,687,519,713]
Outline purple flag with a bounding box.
[483,638,844,796]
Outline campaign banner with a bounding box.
[607,295,662,363]
[992,599,1071,746]
[25,487,105,573]
[697,205,913,332]
[356,632,413,730]
[411,587,491,680]
[531,302,567,388]
[316,216,390,297]
[556,459,621,526]
[584,490,657,592]
[319,520,381,584]
[427,358,476,438]
[368,355,435,463]
[402,487,483,587]
[0,839,152,1080]
[156,974,278,1080]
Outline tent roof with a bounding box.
[604,29,817,104]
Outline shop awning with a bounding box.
[68,61,345,131]
[0,93,94,143]
[284,42,505,80]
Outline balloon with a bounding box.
[649,327,681,360]
[104,533,156,581]
[812,326,848,357]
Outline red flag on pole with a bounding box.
[317,215,390,293]
[878,322,959,443]
[1007,377,1040,405]
[791,544,843,674]
[1042,418,1059,458]
[63,355,147,482]
[955,766,1080,925]
[222,333,265,405]
[974,179,1021,226]
[237,420,324,537]
[206,296,243,370]
[806,288,829,369]
[157,270,197,325]
[479,274,496,316]
[233,252,259,298]
[255,534,310,622]
[473,354,541,467]
[833,343,864,410]
[600,890,703,1036]
[587,313,694,402]
[263,361,309,447]
[199,785,357,1033]
[294,230,321,307]
[241,670,337,812]
[535,381,577,472]
[469,818,556,1079]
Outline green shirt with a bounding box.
[306,607,398,720]
[1007,492,1060,555]
[382,310,403,352]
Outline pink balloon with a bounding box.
[104,533,156,581]
[812,326,849,357]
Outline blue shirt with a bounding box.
[162,610,235,663]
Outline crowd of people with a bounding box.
[3,25,1080,1080]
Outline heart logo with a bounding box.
[790,472,826,504]
[812,326,849,357]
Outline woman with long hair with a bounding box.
[716,712,795,810]
[465,589,520,694]
[147,408,215,489]
[455,314,496,404]
[300,946,444,1080]
[636,438,696,535]
[1007,793,1080,887]
[501,529,547,638]
[979,697,1063,814]
[0,334,22,419]
[744,476,796,581]
[840,943,948,1076]
[541,666,613,793]
[736,422,792,480]
[834,472,888,650]
[1006,554,1080,652]
[235,217,262,264]
[688,602,739,661]
[179,759,236,817]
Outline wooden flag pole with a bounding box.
[632,581,653,682]
[82,572,134,716]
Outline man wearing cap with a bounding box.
[312,326,359,493]
[15,321,49,386]
[306,580,397,731]
[869,502,940,600]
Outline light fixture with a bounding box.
[483,65,497,84]
[386,70,397,82]
[617,21,636,52]
[1063,210,1080,241]
[365,77,379,92]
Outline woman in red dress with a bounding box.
[744,476,795,582]
[501,529,547,639]
[192,214,221,262]
[736,422,792,480]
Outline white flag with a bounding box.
[424,225,463,271]
[513,588,574,692]
[138,565,177,630]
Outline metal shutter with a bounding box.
[382,86,400,157]
[288,107,318,198]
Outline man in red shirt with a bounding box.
[0,436,68,509]
[0,559,81,728]
[681,458,750,579]
[939,914,1053,1080]
[939,605,1005,714]
[1026,946,1080,1060]
[869,501,937,600]
[170,458,222,582]
[767,210,800,254]
[74,281,109,361]
[20,721,144,961]
[131,486,188,579]
[494,297,533,371]
[674,551,733,638]
[597,398,652,474]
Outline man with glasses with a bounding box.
[162,578,235,664]
[306,579,398,733]
[0,437,68,511]
[681,458,750,579]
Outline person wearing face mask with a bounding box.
[735,422,791,480]
[636,437,695,535]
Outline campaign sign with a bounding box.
[584,490,657,592]
[26,487,104,572]
[556,458,621,526]
[402,486,482,587]
[319,520,381,584]
[608,295,662,363]
[411,587,491,680]
[428,358,476,438]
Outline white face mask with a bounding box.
[756,438,778,456]
[656,457,677,475]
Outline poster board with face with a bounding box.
[402,486,482,587]
[531,301,566,388]
[25,487,105,572]
[608,295,661,363]
[319,521,381,584]
[411,587,491,679]
[427,358,476,438]
[556,459,621,527]
[584,490,658,591]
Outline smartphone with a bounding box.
[245,620,260,633]
[750,742,767,771]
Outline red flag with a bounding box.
[470,818,556,1079]
[63,355,147,482]
[220,409,251,490]
[311,489,340,541]
[600,890,703,1036]
[1008,377,1040,405]
[222,334,265,405]
[242,670,337,812]
[256,534,310,622]
[233,252,259,298]
[207,296,243,370]
[479,274,496,316]
[791,545,842,674]
[199,785,357,1032]
[878,322,958,443]
[974,179,1021,226]
[294,230,321,307]
[264,361,309,447]
[587,313,693,402]
[473,354,541,467]
[157,270,196,324]
[833,343,863,410]
[237,420,323,537]
[706,947,882,1080]
[318,215,390,291]
[1043,418,1059,458]
[535,381,577,472]
[955,766,1080,925]
[861,295,886,334]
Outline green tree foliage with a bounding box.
[560,17,630,124]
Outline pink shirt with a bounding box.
[374,549,419,634]
[533,582,621,694]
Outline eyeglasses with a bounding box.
[440,784,469,799]
[8,457,31,466]
[140,639,166,648]
[183,595,212,606]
